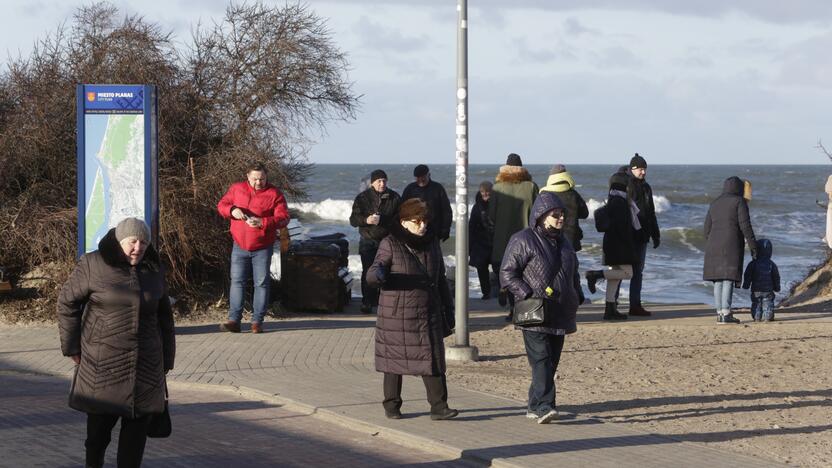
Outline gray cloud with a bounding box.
[353,16,430,52]
[512,37,578,64]
[563,17,600,37]
[306,0,832,24]
[776,32,832,88]
[593,46,644,69]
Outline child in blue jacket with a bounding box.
[742,238,780,321]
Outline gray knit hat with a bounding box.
[550,164,566,174]
[115,217,150,243]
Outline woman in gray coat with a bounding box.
[57,218,175,468]
[703,177,757,323]
[368,199,458,421]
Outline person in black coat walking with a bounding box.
[500,191,580,424]
[469,181,495,299]
[624,154,660,316]
[585,172,638,320]
[703,176,757,324]
[402,164,453,242]
[350,169,401,314]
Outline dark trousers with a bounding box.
[359,238,381,307]
[86,413,151,468]
[474,263,496,297]
[629,241,648,306]
[522,331,565,414]
[383,373,449,414]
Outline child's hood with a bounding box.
[755,238,772,260]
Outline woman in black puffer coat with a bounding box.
[703,176,757,324]
[368,199,458,421]
[584,172,638,320]
[500,191,580,424]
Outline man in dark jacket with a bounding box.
[350,169,401,313]
[402,164,453,242]
[625,154,660,316]
[469,181,495,299]
[500,192,580,423]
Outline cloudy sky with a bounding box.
[3,1,832,164]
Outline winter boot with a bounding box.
[585,270,604,294]
[603,301,627,321]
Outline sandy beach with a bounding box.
[447,302,832,467]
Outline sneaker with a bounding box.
[718,314,740,324]
[251,323,262,334]
[537,409,558,424]
[430,407,459,421]
[360,304,373,314]
[525,410,539,420]
[385,409,402,420]
[219,320,241,333]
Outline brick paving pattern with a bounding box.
[0,304,786,467]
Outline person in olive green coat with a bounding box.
[489,153,538,310]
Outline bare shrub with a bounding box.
[0,1,357,321]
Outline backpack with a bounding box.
[594,204,610,232]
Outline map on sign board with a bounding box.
[83,114,145,251]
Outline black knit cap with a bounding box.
[506,153,523,167]
[630,153,647,169]
[413,164,429,177]
[609,172,629,191]
[370,169,388,183]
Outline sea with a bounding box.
[285,164,831,306]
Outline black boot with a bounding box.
[585,270,603,294]
[603,301,627,321]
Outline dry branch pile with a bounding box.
[0,2,358,321]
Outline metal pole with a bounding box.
[448,0,478,362]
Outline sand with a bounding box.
[446,303,832,467]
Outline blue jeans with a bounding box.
[712,280,734,314]
[522,331,565,415]
[751,291,775,321]
[629,241,648,306]
[229,243,273,324]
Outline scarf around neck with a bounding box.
[609,189,642,231]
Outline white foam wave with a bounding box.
[289,199,353,222]
[586,198,605,219]
[653,194,670,213]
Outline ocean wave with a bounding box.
[663,226,705,253]
[289,199,353,222]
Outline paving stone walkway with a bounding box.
[0,303,787,467]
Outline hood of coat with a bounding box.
[722,176,744,196]
[530,191,566,227]
[98,228,161,271]
[389,216,436,251]
[756,238,772,259]
[540,171,575,193]
[495,165,532,184]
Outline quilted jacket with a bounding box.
[499,192,580,334]
[57,229,175,417]
[368,222,454,376]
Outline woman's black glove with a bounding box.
[375,264,388,285]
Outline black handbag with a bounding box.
[512,298,546,327]
[147,383,171,438]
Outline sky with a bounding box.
[2,1,832,164]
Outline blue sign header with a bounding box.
[82,84,145,114]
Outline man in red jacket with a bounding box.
[217,162,290,333]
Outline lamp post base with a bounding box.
[445,345,479,362]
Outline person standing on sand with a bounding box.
[624,154,660,316]
[402,164,453,243]
[469,181,496,300]
[703,176,757,324]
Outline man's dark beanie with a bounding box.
[630,153,647,169]
[609,172,630,191]
[413,164,429,177]
[506,153,523,167]
[370,169,388,183]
